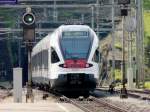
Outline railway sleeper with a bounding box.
[78,96,84,101]
[42,93,49,100]
[87,96,93,101]
[59,96,69,102]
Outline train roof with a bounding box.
[59,25,90,31]
[32,25,96,56]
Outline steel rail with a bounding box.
[92,97,128,112]
[61,95,128,112]
[68,98,92,112]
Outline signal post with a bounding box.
[22,7,35,102]
[118,0,130,99]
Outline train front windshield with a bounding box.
[60,31,92,60]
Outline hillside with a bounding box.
[144,0,150,10]
[143,0,150,71]
[144,11,150,46]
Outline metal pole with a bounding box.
[111,0,115,83]
[127,32,130,67]
[18,39,21,67]
[17,17,21,67]
[127,31,134,89]
[136,0,142,88]
[96,0,99,36]
[39,21,42,39]
[28,47,32,87]
[27,46,33,102]
[129,33,132,68]
[120,15,128,98]
[140,0,145,87]
[91,5,94,30]
[126,10,134,89]
[122,16,126,89]
[44,8,47,20]
[135,0,139,88]
[53,0,58,22]
[81,14,84,24]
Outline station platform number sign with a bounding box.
[0,0,17,4]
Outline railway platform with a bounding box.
[0,88,84,112]
[0,103,84,112]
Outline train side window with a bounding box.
[92,49,99,63]
[51,48,60,63]
[43,50,48,69]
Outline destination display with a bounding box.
[62,31,88,38]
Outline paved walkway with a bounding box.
[0,88,83,112]
[0,103,84,112]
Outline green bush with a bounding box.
[144,82,150,89]
[115,69,122,80]
[115,43,122,50]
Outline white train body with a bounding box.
[32,25,100,92]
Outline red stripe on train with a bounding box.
[64,59,89,68]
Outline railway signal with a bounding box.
[22,7,35,43]
[22,7,35,102]
[119,2,129,99]
[23,13,35,26]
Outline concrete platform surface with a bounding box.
[0,88,84,112]
[0,103,84,112]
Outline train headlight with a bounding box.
[86,63,89,68]
[63,64,67,68]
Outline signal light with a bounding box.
[22,13,35,26]
[22,11,35,42]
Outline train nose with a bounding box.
[65,59,86,68]
[59,59,93,68]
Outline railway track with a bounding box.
[57,94,128,112]
[127,90,150,100]
[69,97,128,112]
[94,88,150,112]
[129,89,150,94]
[97,88,150,100]
[37,87,128,112]
[35,87,150,112]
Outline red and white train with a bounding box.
[32,25,100,94]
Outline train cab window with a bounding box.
[51,48,60,63]
[92,49,100,63]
